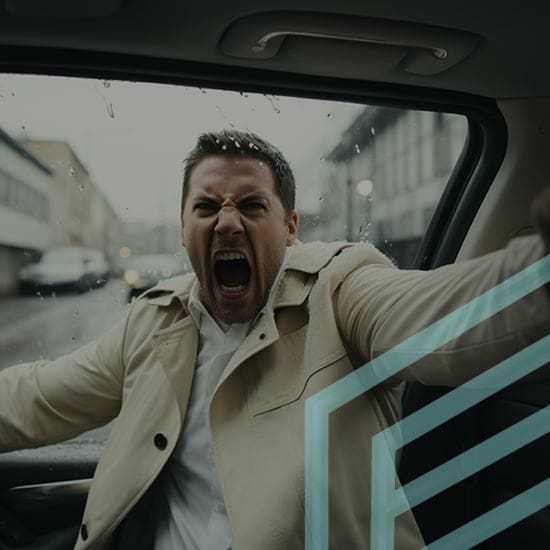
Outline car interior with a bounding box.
[0,1,548,548]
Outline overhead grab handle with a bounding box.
[251,30,448,61]
[220,12,480,75]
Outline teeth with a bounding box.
[220,284,247,293]
[216,252,246,261]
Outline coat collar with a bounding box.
[143,241,352,419]
[144,241,351,311]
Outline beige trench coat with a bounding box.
[1,237,548,549]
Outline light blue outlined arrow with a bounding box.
[371,338,550,549]
[425,479,550,550]
[305,253,550,550]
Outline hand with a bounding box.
[532,188,550,255]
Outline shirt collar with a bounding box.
[188,245,293,330]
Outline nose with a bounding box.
[215,205,244,236]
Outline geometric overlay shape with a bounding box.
[305,254,550,550]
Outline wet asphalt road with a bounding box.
[0,279,129,371]
[0,279,130,453]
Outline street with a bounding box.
[0,279,129,371]
[0,279,130,451]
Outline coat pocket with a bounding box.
[246,326,350,416]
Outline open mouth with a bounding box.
[213,252,251,294]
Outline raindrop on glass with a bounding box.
[354,144,361,154]
[221,144,227,151]
[370,127,376,135]
[35,291,43,301]
[73,310,80,317]
[105,100,115,118]
[326,113,332,118]
[79,184,84,191]
[359,222,372,242]
[103,80,111,88]
[69,166,76,176]
[234,140,241,148]
[264,95,281,114]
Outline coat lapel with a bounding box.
[152,316,198,422]
[214,243,338,395]
[145,242,352,415]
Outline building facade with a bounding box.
[0,135,123,295]
[319,106,467,266]
[22,140,122,265]
[0,129,52,294]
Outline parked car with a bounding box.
[0,2,548,549]
[122,253,187,301]
[18,246,110,294]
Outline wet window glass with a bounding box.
[0,74,467,454]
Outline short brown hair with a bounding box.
[181,130,296,215]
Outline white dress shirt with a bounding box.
[153,248,291,550]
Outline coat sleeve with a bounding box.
[334,235,550,386]
[0,313,128,452]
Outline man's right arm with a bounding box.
[0,317,127,452]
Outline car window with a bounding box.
[0,74,467,455]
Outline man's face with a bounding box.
[181,155,298,329]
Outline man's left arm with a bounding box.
[335,192,550,387]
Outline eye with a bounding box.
[240,201,265,213]
[194,201,218,213]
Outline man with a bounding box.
[0,130,549,549]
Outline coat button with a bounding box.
[80,523,88,540]
[154,433,168,450]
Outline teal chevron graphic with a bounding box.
[305,254,550,550]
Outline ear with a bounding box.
[286,211,299,246]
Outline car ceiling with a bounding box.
[0,0,548,99]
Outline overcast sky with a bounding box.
[0,74,365,224]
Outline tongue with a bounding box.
[215,259,250,288]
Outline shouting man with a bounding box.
[1,130,549,549]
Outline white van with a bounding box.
[18,246,110,294]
